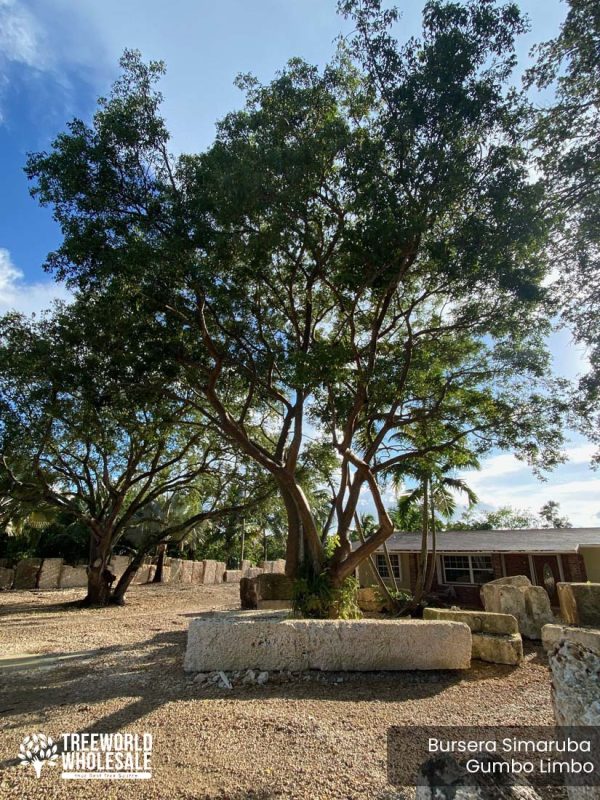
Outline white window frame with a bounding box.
[441,553,494,586]
[375,553,402,580]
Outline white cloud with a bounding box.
[0,0,45,67]
[0,247,70,316]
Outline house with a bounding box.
[355,528,600,608]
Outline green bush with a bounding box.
[292,569,362,620]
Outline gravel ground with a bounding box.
[0,584,560,800]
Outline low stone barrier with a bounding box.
[215,562,226,583]
[481,575,554,640]
[202,560,217,584]
[557,582,600,628]
[109,555,130,581]
[37,558,64,590]
[180,560,194,584]
[423,607,523,665]
[192,561,205,583]
[184,611,472,672]
[225,570,242,583]
[0,567,14,589]
[58,565,88,588]
[170,559,184,583]
[13,558,42,590]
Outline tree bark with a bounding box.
[82,529,114,606]
[112,550,146,605]
[153,543,166,583]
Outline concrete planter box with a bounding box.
[184,611,472,672]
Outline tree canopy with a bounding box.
[24,1,569,607]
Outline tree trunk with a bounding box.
[411,478,429,609]
[112,550,146,605]
[82,530,114,606]
[153,543,166,583]
[282,487,303,579]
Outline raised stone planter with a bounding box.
[481,576,554,640]
[58,565,88,589]
[557,582,600,628]
[423,607,523,665]
[37,558,64,590]
[13,558,42,590]
[0,567,14,589]
[184,611,472,672]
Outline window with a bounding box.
[375,553,401,580]
[442,554,494,585]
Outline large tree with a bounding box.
[26,1,566,611]
[0,304,268,605]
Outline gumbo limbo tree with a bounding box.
[0,305,271,605]
[27,1,566,609]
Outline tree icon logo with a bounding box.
[18,733,59,778]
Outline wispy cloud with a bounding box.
[0,247,70,316]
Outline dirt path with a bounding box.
[0,584,558,799]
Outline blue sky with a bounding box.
[0,0,598,526]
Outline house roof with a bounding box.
[359,528,600,555]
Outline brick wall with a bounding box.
[562,553,587,582]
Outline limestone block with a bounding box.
[184,613,472,672]
[542,623,600,655]
[192,561,205,583]
[260,560,274,573]
[547,627,600,800]
[423,607,518,635]
[241,559,252,576]
[481,580,553,640]
[271,559,286,574]
[214,562,226,584]
[13,558,42,590]
[109,555,130,580]
[225,570,242,583]
[358,587,386,613]
[180,560,194,584]
[0,567,14,589]
[159,566,171,584]
[36,558,64,590]
[471,632,523,665]
[59,565,88,588]
[170,559,184,583]
[246,567,263,579]
[133,565,156,584]
[255,572,294,601]
[240,577,258,609]
[557,582,600,628]
[202,560,217,584]
[416,753,542,799]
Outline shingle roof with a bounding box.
[357,528,600,554]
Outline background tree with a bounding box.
[0,305,269,605]
[26,2,567,613]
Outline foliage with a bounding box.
[292,572,361,620]
[526,0,600,459]
[24,3,570,614]
[454,501,571,530]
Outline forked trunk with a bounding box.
[112,550,145,605]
